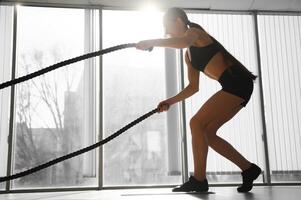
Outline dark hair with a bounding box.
[163,7,203,29]
[164,7,257,81]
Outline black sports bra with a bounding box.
[189,41,220,72]
[188,33,256,80]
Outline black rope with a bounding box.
[0,108,158,183]
[0,43,138,90]
[0,42,156,183]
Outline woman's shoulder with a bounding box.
[186,27,206,35]
[186,27,213,46]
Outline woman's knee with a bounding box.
[206,133,217,146]
[189,116,206,135]
[204,123,219,145]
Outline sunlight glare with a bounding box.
[16,4,21,11]
[137,3,163,38]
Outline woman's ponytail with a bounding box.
[187,21,205,31]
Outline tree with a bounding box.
[15,47,83,186]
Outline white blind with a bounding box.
[258,14,301,174]
[185,12,265,175]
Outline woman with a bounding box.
[136,7,261,193]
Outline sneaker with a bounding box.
[237,163,262,192]
[172,176,209,192]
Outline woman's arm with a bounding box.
[165,50,200,105]
[167,84,198,105]
[149,36,194,49]
[157,51,199,112]
[136,28,200,49]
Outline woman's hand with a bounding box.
[157,99,172,113]
[135,40,154,51]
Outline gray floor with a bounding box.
[1,186,301,200]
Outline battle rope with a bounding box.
[0,43,157,183]
[0,43,153,90]
[0,108,158,183]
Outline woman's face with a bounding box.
[163,17,186,38]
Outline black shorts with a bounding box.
[218,65,255,107]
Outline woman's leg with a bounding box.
[206,125,251,171]
[190,90,251,181]
[197,90,261,192]
[190,116,208,181]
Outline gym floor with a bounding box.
[1,186,301,200]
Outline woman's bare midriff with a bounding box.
[187,47,233,81]
[203,52,233,81]
[188,32,234,81]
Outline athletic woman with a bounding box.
[136,7,262,193]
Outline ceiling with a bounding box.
[1,0,301,12]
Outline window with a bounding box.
[12,6,99,188]
[0,5,14,191]
[2,5,301,190]
[102,10,182,186]
[184,12,265,183]
[258,14,301,182]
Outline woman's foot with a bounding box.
[172,176,209,192]
[237,163,262,192]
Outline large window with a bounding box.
[0,5,14,191]
[184,12,266,183]
[102,10,182,186]
[1,4,301,192]
[258,14,301,182]
[12,6,99,188]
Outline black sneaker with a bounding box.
[172,176,209,192]
[237,163,262,193]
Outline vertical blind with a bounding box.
[258,14,301,180]
[185,12,265,182]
